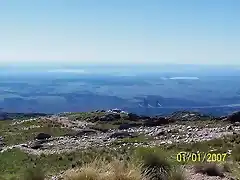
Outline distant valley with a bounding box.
[0,64,240,116]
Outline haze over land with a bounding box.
[0,64,239,116]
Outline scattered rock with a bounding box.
[29,141,43,149]
[110,132,136,139]
[89,116,99,122]
[233,122,240,126]
[226,125,233,131]
[75,129,98,136]
[169,111,206,121]
[156,130,166,136]
[0,136,4,147]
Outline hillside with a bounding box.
[0,110,240,180]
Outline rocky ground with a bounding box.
[0,109,240,180]
[2,110,239,155]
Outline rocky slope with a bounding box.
[1,110,239,155]
[0,109,239,180]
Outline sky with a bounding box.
[0,0,239,65]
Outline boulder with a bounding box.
[35,133,51,140]
[227,111,240,123]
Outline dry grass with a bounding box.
[63,158,146,180]
[63,148,186,180]
[168,167,185,180]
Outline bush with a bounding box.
[135,147,174,180]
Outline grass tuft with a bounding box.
[63,158,145,180]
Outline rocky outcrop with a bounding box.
[2,109,240,156]
[227,111,240,123]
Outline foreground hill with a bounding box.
[0,110,240,180]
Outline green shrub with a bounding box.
[135,147,172,180]
[23,166,45,180]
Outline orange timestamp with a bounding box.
[176,152,228,163]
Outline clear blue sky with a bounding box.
[0,0,239,65]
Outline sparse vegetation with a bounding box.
[63,159,144,180]
[0,119,74,145]
[0,111,240,180]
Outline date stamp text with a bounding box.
[176,152,228,163]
